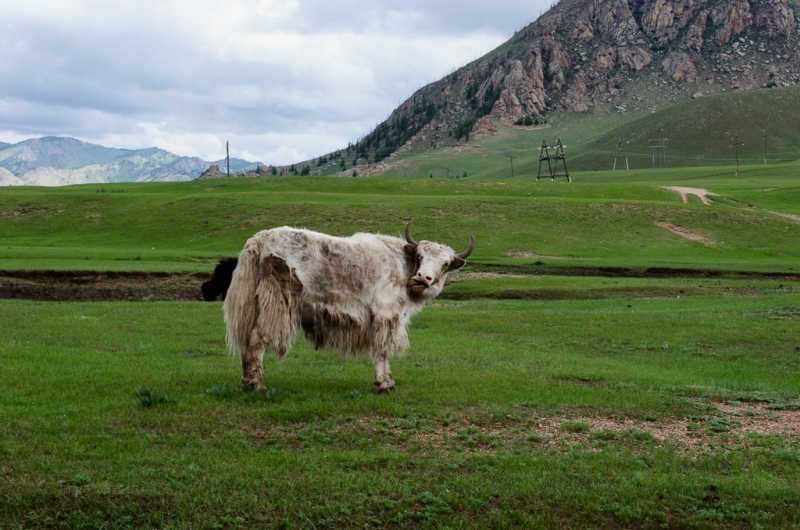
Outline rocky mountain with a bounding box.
[341,0,800,170]
[0,137,262,186]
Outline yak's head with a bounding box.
[403,219,474,300]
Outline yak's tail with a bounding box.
[223,237,262,359]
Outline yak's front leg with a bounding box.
[372,353,395,393]
[241,341,266,390]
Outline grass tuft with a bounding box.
[135,386,172,407]
[206,381,236,399]
[247,386,282,403]
[562,421,590,434]
[344,389,363,400]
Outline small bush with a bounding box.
[136,386,172,407]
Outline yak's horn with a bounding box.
[456,235,475,260]
[405,219,418,247]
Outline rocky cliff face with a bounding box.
[352,0,800,163]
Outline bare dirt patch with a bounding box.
[504,250,572,260]
[770,211,800,223]
[662,186,718,205]
[0,270,210,302]
[656,221,716,246]
[248,402,800,454]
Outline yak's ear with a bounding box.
[404,244,417,259]
[447,257,466,271]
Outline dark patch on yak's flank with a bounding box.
[262,254,303,306]
[201,258,238,301]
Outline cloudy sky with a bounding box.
[0,0,553,164]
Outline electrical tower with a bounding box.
[648,138,668,168]
[613,137,629,171]
[507,155,516,178]
[537,139,570,182]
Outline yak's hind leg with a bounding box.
[243,254,303,389]
[370,315,408,393]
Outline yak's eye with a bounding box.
[444,262,450,269]
[416,255,421,262]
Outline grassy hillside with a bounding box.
[0,164,798,272]
[371,84,800,180]
[570,85,800,170]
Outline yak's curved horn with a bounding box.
[456,235,475,260]
[405,219,418,247]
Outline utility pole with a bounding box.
[649,138,668,168]
[444,167,451,179]
[507,155,516,177]
[226,141,230,177]
[613,138,629,171]
[763,129,770,165]
[730,136,743,177]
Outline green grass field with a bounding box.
[2,286,800,528]
[1,167,799,528]
[1,163,799,272]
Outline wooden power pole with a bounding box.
[226,141,230,177]
[730,136,743,177]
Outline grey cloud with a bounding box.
[0,0,552,164]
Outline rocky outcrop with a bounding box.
[712,2,754,45]
[198,165,226,179]
[470,116,499,138]
[590,0,640,40]
[596,46,652,71]
[755,0,796,38]
[492,60,548,122]
[682,10,709,50]
[570,19,595,41]
[662,52,698,82]
[640,0,703,45]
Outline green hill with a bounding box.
[1,164,798,273]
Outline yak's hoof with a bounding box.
[374,380,395,393]
[241,376,265,391]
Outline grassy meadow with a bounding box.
[1,164,800,528]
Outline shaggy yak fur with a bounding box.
[201,258,238,301]
[223,220,474,392]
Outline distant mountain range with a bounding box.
[0,137,262,186]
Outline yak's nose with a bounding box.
[417,271,433,283]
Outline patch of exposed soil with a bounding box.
[770,211,800,223]
[662,186,718,205]
[0,270,211,302]
[656,222,716,246]
[248,402,800,454]
[504,250,571,260]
